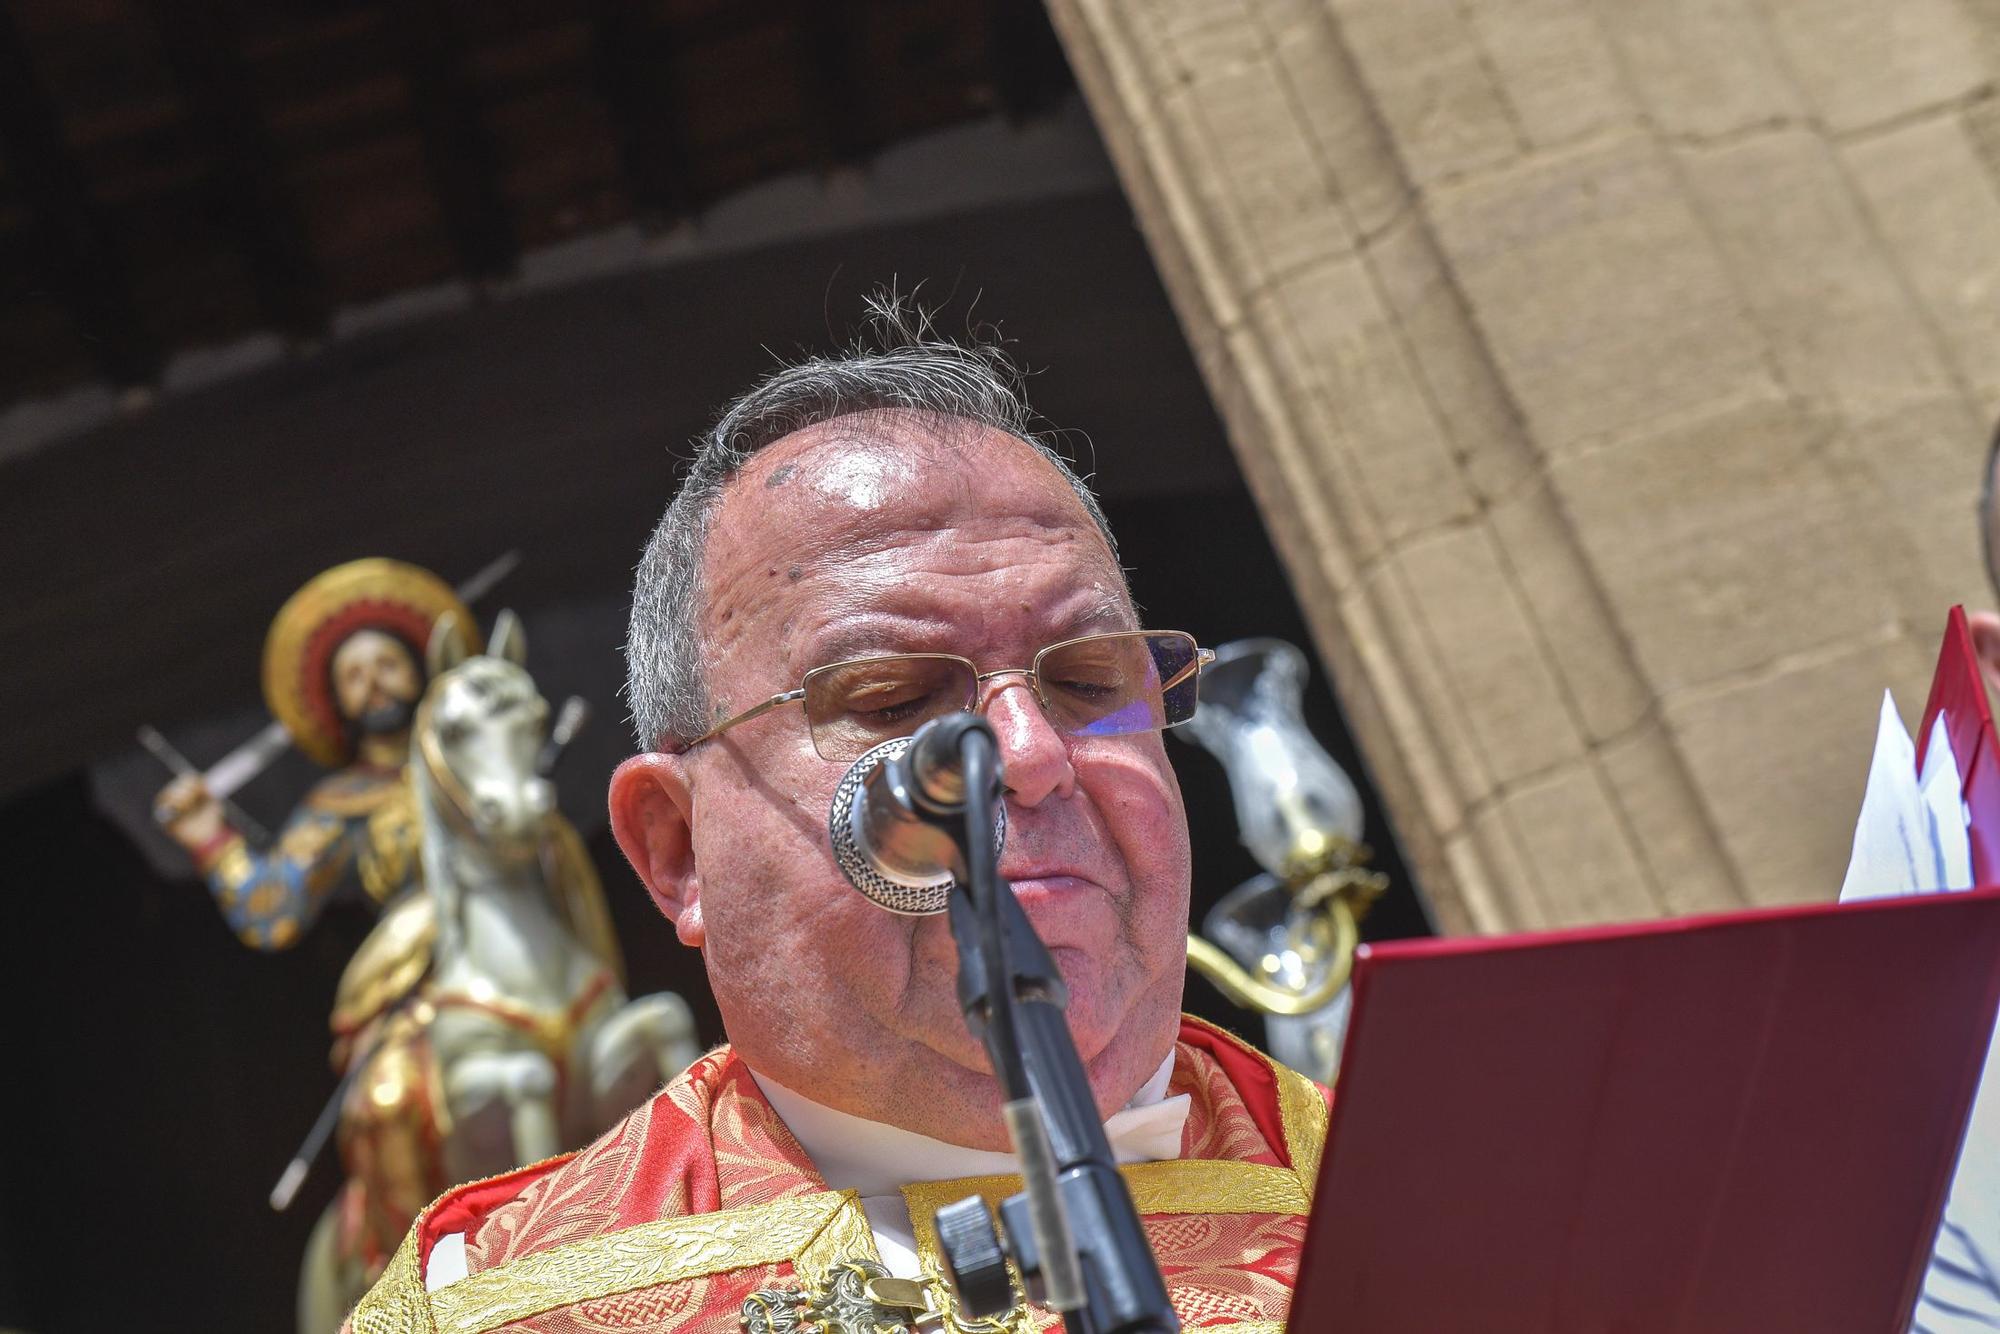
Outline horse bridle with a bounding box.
[413,692,486,838]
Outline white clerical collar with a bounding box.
[750,1052,1188,1196]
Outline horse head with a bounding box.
[414,609,554,860]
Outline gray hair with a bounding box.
[625,295,1120,751]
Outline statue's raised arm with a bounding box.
[151,559,472,947]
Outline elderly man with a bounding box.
[347,310,1327,1332]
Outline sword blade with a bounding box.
[203,720,292,800]
[455,549,521,608]
[137,724,274,845]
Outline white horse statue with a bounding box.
[413,611,698,1179]
[298,611,700,1330]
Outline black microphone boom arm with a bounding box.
[894,713,1178,1334]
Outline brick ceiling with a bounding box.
[0,0,1073,406]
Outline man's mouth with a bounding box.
[1001,869,1101,905]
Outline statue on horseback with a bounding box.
[148,559,699,1331]
[405,609,698,1184]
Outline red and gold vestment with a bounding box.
[346,1015,1328,1333]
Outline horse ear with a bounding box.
[428,612,470,677]
[489,609,528,666]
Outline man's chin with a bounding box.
[886,973,1175,1138]
[955,956,1162,1071]
[1044,947,1138,1054]
[918,952,1120,1062]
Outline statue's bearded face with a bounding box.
[332,629,423,736]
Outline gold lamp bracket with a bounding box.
[1186,836,1386,1017]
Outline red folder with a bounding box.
[1919,606,2000,885]
[1293,613,2000,1334]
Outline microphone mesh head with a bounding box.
[828,734,1005,915]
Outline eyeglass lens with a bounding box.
[799,632,1201,762]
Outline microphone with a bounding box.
[828,714,1006,915]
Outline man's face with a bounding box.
[627,412,1192,1141]
[331,629,422,736]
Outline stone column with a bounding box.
[1046,0,2000,932]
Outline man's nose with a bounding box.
[979,677,1075,807]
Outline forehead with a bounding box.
[333,628,412,665]
[711,412,1114,571]
[701,411,1127,653]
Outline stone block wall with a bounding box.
[1046,0,2000,931]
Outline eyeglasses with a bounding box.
[685,629,1214,763]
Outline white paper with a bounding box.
[1920,711,1975,895]
[1840,693,1971,903]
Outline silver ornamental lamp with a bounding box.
[1177,638,1387,1079]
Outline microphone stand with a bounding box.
[904,714,1177,1334]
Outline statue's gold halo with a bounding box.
[261,558,480,768]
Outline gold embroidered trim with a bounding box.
[348,1227,436,1333]
[427,1190,869,1334]
[902,1160,1307,1249]
[900,1159,1310,1332]
[795,1189,883,1287]
[1133,1159,1310,1214]
[1268,1054,1329,1200]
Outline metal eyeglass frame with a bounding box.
[682,629,1215,761]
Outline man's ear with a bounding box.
[608,753,704,948]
